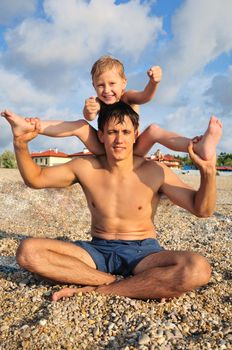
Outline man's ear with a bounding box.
[97,130,104,143]
[134,129,139,141]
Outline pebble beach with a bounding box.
[0,168,231,350]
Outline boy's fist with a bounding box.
[147,66,162,84]
[83,97,101,121]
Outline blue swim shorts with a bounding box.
[74,237,164,277]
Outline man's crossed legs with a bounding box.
[16,237,212,301]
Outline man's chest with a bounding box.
[82,172,158,216]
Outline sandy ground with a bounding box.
[0,168,231,349]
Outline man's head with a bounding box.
[91,56,127,105]
[98,101,139,132]
[97,102,139,161]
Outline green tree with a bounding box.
[0,150,17,168]
[175,154,194,166]
[217,152,232,166]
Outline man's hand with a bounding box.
[147,66,162,84]
[83,97,101,121]
[1,109,39,137]
[188,141,216,173]
[13,118,41,148]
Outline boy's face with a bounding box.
[93,67,127,105]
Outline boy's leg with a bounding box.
[53,250,211,301]
[1,109,36,136]
[39,119,105,155]
[134,124,190,156]
[192,115,222,160]
[2,109,105,155]
[16,237,116,286]
[134,116,222,160]
[74,120,105,155]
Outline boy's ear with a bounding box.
[97,130,104,143]
[123,79,127,89]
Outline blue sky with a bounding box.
[0,0,231,156]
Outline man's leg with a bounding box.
[16,238,116,285]
[52,250,211,301]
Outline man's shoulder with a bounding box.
[134,155,165,170]
[70,154,106,170]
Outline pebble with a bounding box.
[0,173,232,349]
[138,334,150,346]
[39,319,47,326]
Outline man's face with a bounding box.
[98,116,138,161]
[93,67,127,105]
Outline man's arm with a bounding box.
[159,142,216,217]
[122,66,162,105]
[13,122,77,189]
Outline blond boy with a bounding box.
[1,56,222,159]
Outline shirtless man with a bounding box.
[2,102,220,301]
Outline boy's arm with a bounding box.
[122,66,162,105]
[159,142,216,218]
[83,97,101,121]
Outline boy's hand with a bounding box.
[83,97,101,121]
[147,66,162,84]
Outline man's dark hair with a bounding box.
[97,101,139,132]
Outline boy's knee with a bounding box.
[75,119,92,137]
[146,123,160,135]
[78,119,89,127]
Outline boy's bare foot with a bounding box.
[1,109,37,137]
[52,286,97,301]
[193,115,222,160]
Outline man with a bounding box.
[2,102,219,301]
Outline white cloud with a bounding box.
[0,0,231,156]
[204,68,232,114]
[0,67,55,114]
[158,0,232,103]
[0,0,36,25]
[2,0,162,91]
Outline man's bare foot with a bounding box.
[193,115,222,160]
[52,286,97,302]
[1,109,36,137]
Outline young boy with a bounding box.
[1,56,222,159]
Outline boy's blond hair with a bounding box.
[91,55,126,81]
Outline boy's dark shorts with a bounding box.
[74,237,164,277]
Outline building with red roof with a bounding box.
[31,149,70,167]
[31,148,93,167]
[148,150,181,168]
[31,148,183,169]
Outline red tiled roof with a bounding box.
[163,155,181,162]
[69,150,93,157]
[31,150,68,158]
[148,154,181,163]
[216,166,232,170]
